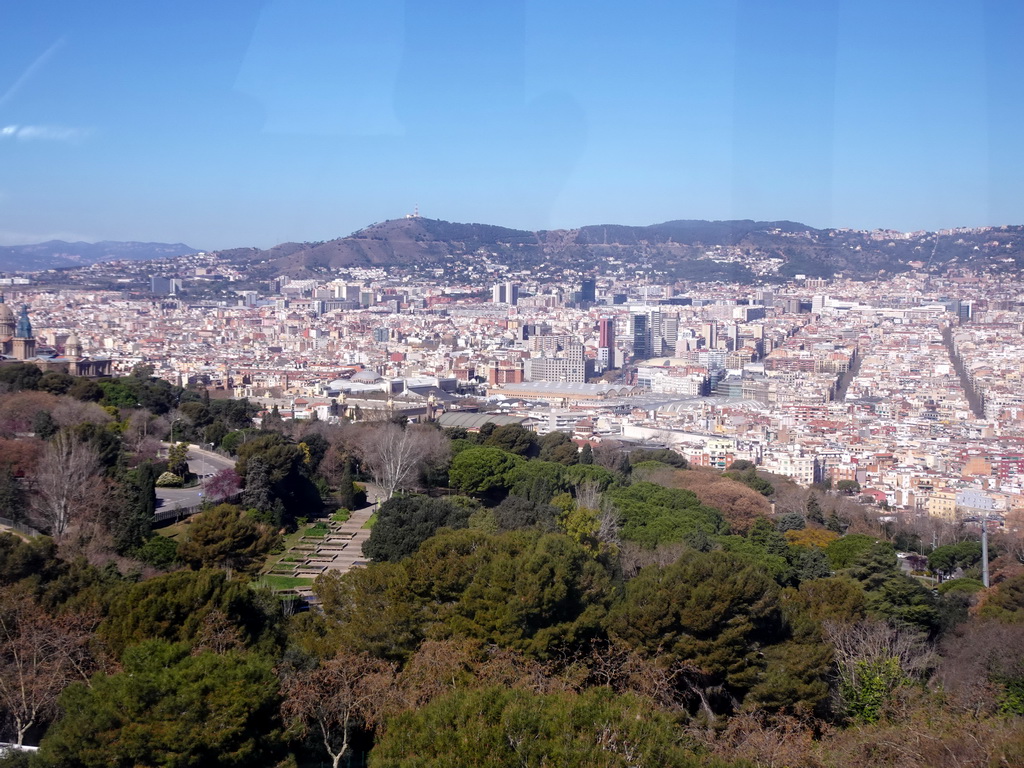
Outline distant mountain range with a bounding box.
[7,217,1024,282]
[0,240,199,272]
[215,217,1024,282]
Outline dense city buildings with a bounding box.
[6,258,1024,533]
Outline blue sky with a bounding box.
[1,0,1021,250]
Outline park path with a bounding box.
[321,482,385,573]
[289,484,384,605]
[320,504,375,574]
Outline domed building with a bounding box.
[12,304,36,360]
[65,332,82,358]
[0,299,111,377]
[0,296,28,359]
[0,296,15,342]
[56,329,111,377]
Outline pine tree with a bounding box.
[109,464,157,554]
[338,459,356,510]
[261,405,284,431]
[806,493,824,525]
[167,442,190,478]
[242,455,273,513]
[0,464,25,521]
[579,443,594,465]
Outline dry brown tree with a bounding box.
[698,710,822,768]
[50,398,113,430]
[641,465,771,534]
[0,391,58,436]
[355,422,449,500]
[0,437,42,478]
[0,586,99,746]
[933,619,1024,714]
[317,442,351,489]
[280,650,398,768]
[823,618,936,721]
[29,431,104,541]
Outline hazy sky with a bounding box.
[2,0,1021,250]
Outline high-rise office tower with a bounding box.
[598,317,615,368]
[492,282,519,305]
[664,316,679,344]
[580,279,596,304]
[630,312,650,359]
[701,321,718,350]
[150,276,182,296]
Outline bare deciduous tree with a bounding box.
[592,439,625,472]
[50,398,113,430]
[280,651,398,768]
[825,618,935,682]
[30,431,104,540]
[824,618,937,719]
[318,443,350,489]
[574,480,602,512]
[934,620,1024,714]
[696,711,819,768]
[189,608,245,655]
[0,587,99,745]
[0,392,59,436]
[356,423,449,500]
[617,540,687,579]
[120,408,157,452]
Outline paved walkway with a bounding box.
[320,504,375,574]
[284,486,384,605]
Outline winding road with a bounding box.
[155,444,237,515]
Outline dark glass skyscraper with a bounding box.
[580,279,596,304]
[630,312,649,359]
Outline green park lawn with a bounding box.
[257,574,315,591]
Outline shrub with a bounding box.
[155,471,184,488]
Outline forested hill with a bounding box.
[214,216,1024,282]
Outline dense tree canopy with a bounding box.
[177,504,280,574]
[826,533,878,569]
[320,528,615,661]
[0,380,1019,766]
[608,482,727,547]
[608,550,785,706]
[371,687,721,768]
[37,641,284,768]
[928,541,984,579]
[448,446,522,497]
[99,569,279,658]
[363,495,475,562]
[480,423,538,457]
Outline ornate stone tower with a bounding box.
[12,305,35,360]
[65,332,83,375]
[65,332,83,359]
[0,296,14,340]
